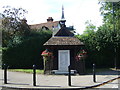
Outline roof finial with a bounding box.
[60,5,66,28]
[61,5,65,20]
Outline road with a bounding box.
[94,69,120,89]
[0,68,120,89]
[96,77,120,89]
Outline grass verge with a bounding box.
[8,69,44,74]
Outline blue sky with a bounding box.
[0,0,103,34]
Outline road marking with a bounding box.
[112,85,118,88]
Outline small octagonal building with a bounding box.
[43,7,86,74]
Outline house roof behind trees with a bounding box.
[29,17,60,30]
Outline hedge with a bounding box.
[2,31,52,69]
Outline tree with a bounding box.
[1,6,30,47]
[99,2,120,46]
[76,2,120,68]
[1,6,53,69]
[99,2,120,68]
[76,21,97,51]
[2,6,28,30]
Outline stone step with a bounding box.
[52,70,77,75]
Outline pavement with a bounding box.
[0,69,120,90]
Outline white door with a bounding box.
[58,50,70,71]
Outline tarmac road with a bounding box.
[96,78,120,88]
[0,69,120,90]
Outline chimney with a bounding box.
[21,18,27,24]
[47,17,53,22]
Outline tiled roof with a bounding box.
[54,27,74,36]
[44,37,84,45]
[29,21,59,30]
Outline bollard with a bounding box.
[93,64,96,82]
[33,65,36,86]
[4,64,7,84]
[68,65,71,86]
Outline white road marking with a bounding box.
[112,85,118,88]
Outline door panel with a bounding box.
[58,50,70,71]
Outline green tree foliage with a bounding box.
[99,2,120,68]
[100,2,120,29]
[1,6,30,47]
[2,6,28,30]
[76,21,99,67]
[100,2,120,47]
[76,2,120,68]
[76,20,97,51]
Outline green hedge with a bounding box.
[2,31,52,69]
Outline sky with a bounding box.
[0,0,103,34]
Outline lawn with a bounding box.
[8,69,44,74]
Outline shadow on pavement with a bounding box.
[35,85,61,87]
[7,82,30,85]
[88,69,120,75]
